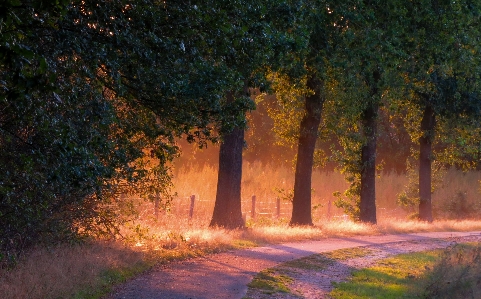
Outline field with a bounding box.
[171,163,481,222]
[1,164,481,299]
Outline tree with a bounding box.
[0,0,255,254]
[272,0,346,226]
[210,91,249,229]
[0,0,186,254]
[400,0,481,222]
[328,0,407,223]
[209,0,281,228]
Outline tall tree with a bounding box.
[264,0,347,226]
[400,0,481,222]
[209,1,278,228]
[211,91,249,228]
[0,0,253,253]
[329,0,406,223]
[290,74,325,225]
[286,1,345,226]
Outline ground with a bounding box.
[106,231,481,299]
[244,237,472,299]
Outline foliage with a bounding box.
[420,243,481,299]
[1,0,481,259]
[398,0,481,220]
[0,0,270,255]
[397,157,446,214]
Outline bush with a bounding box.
[421,243,481,299]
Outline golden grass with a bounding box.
[420,242,481,298]
[3,218,481,299]
[2,164,481,299]
[171,164,481,222]
[378,219,481,234]
[172,163,405,222]
[0,242,149,299]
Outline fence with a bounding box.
[145,194,341,222]
[123,192,352,222]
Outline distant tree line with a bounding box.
[1,0,481,258]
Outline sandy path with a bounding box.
[106,231,481,299]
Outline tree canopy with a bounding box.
[1,0,481,258]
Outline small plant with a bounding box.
[396,159,447,218]
[274,187,294,202]
[123,223,152,246]
[247,269,293,294]
[420,242,481,298]
[445,190,472,219]
[333,190,360,221]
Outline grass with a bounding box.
[244,247,377,298]
[0,242,152,299]
[419,242,481,299]
[281,254,334,272]
[2,220,481,299]
[172,163,481,222]
[2,164,481,298]
[247,269,293,295]
[330,251,440,299]
[329,242,481,299]
[323,247,375,260]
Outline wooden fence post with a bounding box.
[154,192,160,220]
[189,195,195,220]
[251,195,256,219]
[328,199,331,221]
[276,197,281,218]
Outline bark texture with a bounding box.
[419,104,436,222]
[359,70,380,224]
[359,101,378,224]
[290,75,324,226]
[210,92,245,229]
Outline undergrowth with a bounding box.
[2,164,481,298]
[420,242,481,298]
[330,242,481,299]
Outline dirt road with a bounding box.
[106,231,481,299]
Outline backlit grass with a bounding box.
[247,269,293,295]
[329,250,440,299]
[2,164,481,299]
[330,242,481,299]
[3,219,481,299]
[245,247,377,298]
[420,242,481,299]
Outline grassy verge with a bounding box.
[244,247,375,298]
[330,242,481,299]
[330,251,439,298]
[2,219,481,299]
[416,242,481,299]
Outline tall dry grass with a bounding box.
[0,242,148,299]
[169,164,481,223]
[420,242,481,298]
[2,164,481,299]
[3,218,481,299]
[171,162,354,224]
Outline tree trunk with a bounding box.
[359,70,380,224]
[419,104,436,222]
[210,92,245,229]
[290,75,325,226]
[359,101,378,224]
